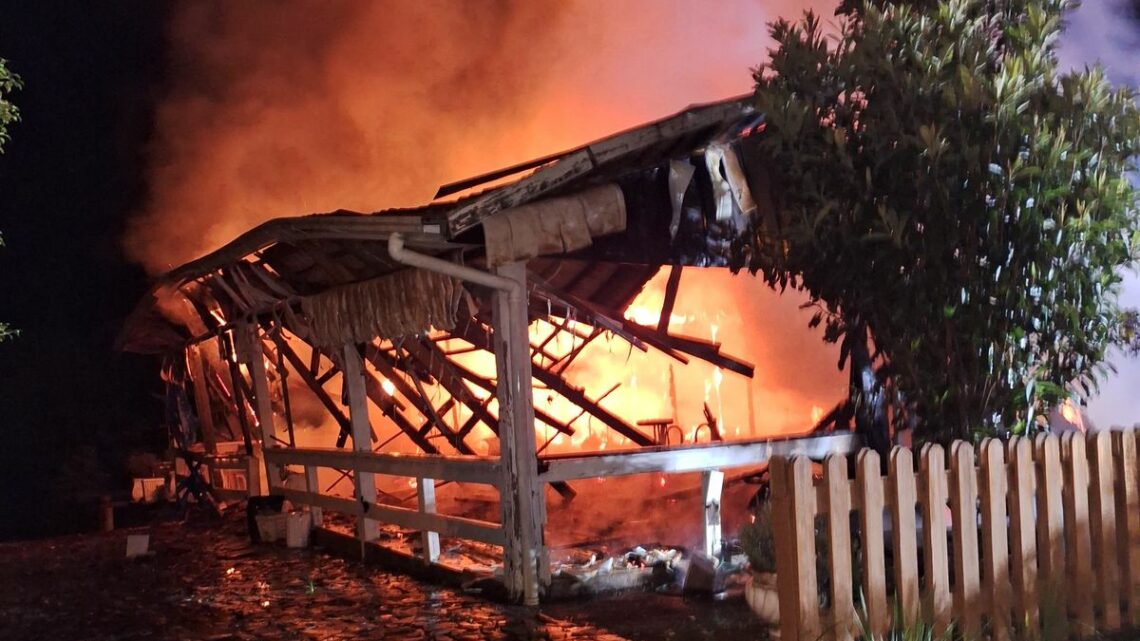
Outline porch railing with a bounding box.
[262,447,504,560]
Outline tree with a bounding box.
[733,0,1140,441]
[0,58,19,342]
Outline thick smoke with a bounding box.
[127,0,836,273]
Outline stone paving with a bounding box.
[0,513,770,641]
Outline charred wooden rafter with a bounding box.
[395,336,578,501]
[451,317,653,447]
[269,327,297,447]
[529,272,755,378]
[657,265,683,334]
[220,332,255,454]
[409,336,574,438]
[268,337,353,445]
[364,345,464,451]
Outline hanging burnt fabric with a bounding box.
[483,183,627,268]
[300,269,463,348]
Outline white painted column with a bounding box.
[305,465,323,526]
[492,262,544,605]
[418,478,441,563]
[341,343,379,542]
[702,470,724,558]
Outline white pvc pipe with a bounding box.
[386,233,522,301]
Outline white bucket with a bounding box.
[255,513,288,543]
[126,534,150,558]
[285,511,312,548]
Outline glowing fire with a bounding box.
[155,0,856,532]
[277,265,847,493]
[624,306,687,329]
[811,405,824,425]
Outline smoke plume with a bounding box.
[127,0,836,273]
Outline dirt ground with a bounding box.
[0,512,770,641]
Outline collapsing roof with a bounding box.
[120,95,776,356]
[121,95,800,482]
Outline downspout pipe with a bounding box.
[387,232,522,301]
[387,231,539,605]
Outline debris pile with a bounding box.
[546,542,751,599]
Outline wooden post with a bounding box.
[341,343,378,542]
[185,344,218,454]
[773,456,819,641]
[237,323,279,495]
[99,495,114,533]
[824,454,855,641]
[1007,437,1038,631]
[245,454,262,498]
[1062,431,1095,636]
[1088,430,1121,630]
[1113,429,1140,626]
[855,449,888,638]
[920,444,950,635]
[418,478,441,563]
[701,470,724,558]
[1034,434,1066,631]
[491,263,544,605]
[979,439,1011,641]
[305,465,323,526]
[949,441,981,640]
[889,447,920,628]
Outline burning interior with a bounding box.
[120,96,862,604]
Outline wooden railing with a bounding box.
[770,427,1140,641]
[537,432,862,559]
[262,447,504,561]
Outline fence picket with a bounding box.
[949,441,981,639]
[1007,436,1039,632]
[1062,431,1095,636]
[856,450,889,638]
[769,426,1140,640]
[1034,434,1066,631]
[1088,431,1121,630]
[772,457,797,641]
[791,457,820,641]
[824,454,855,641]
[979,439,1011,641]
[1113,429,1140,626]
[773,456,820,641]
[889,447,920,628]
[919,444,950,634]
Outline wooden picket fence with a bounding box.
[770,427,1140,641]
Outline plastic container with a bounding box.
[255,513,288,543]
[285,511,312,548]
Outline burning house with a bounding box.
[120,96,861,604]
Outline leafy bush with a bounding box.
[734,0,1140,440]
[739,501,777,573]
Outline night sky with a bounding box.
[0,5,168,540]
[0,2,1137,542]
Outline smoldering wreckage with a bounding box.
[119,96,865,607]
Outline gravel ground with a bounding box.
[0,512,770,641]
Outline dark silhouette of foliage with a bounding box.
[0,58,18,342]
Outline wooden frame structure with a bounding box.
[121,95,863,603]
